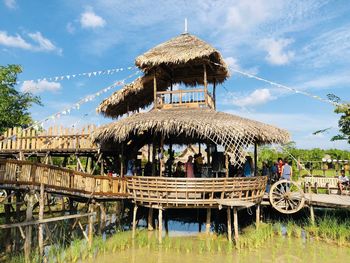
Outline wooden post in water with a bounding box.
[158,208,163,244]
[88,203,94,248]
[227,207,232,242]
[148,208,154,231]
[310,205,315,225]
[24,191,35,263]
[38,184,45,258]
[132,205,138,238]
[255,204,260,228]
[233,207,239,242]
[205,208,211,234]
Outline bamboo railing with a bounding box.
[155,89,215,110]
[127,176,267,208]
[0,159,128,198]
[0,125,98,153]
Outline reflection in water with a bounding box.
[91,236,350,263]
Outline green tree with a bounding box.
[332,103,350,143]
[0,65,42,134]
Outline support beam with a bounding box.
[205,208,211,234]
[203,64,208,105]
[154,70,157,108]
[255,204,260,228]
[88,203,94,248]
[24,192,35,263]
[132,205,138,238]
[160,136,164,177]
[158,209,163,243]
[310,205,315,225]
[225,152,229,178]
[38,184,45,258]
[233,207,239,242]
[254,143,258,176]
[227,208,232,242]
[213,79,216,109]
[148,208,154,231]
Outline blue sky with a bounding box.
[1,0,350,150]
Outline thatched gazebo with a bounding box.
[93,32,290,242]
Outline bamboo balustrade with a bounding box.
[0,159,128,199]
[127,176,267,208]
[156,89,215,110]
[0,125,98,154]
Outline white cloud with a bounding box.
[3,0,16,9]
[225,56,240,70]
[0,31,31,49]
[80,8,106,29]
[28,32,62,55]
[0,31,62,54]
[228,88,275,107]
[21,80,62,94]
[260,38,295,65]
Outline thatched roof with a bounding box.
[136,33,229,84]
[96,73,168,118]
[93,108,290,147]
[97,33,230,118]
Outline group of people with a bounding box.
[176,153,204,178]
[261,158,293,182]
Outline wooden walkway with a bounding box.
[0,125,98,157]
[304,193,350,208]
[0,159,127,200]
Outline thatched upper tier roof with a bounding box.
[96,73,168,118]
[93,108,290,147]
[135,33,229,84]
[97,33,230,118]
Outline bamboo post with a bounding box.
[99,203,106,229]
[148,208,154,231]
[158,208,163,244]
[38,184,44,257]
[205,208,211,234]
[310,205,315,225]
[120,145,124,177]
[254,143,258,176]
[88,203,94,248]
[154,70,157,108]
[233,207,238,242]
[213,79,216,109]
[203,64,208,105]
[132,205,138,239]
[225,152,229,178]
[160,136,164,177]
[227,207,232,242]
[255,204,260,228]
[15,191,22,250]
[24,192,35,263]
[4,192,12,252]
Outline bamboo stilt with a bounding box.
[24,192,35,263]
[38,184,44,257]
[205,208,211,234]
[148,208,154,231]
[158,209,163,243]
[233,207,238,242]
[310,205,315,225]
[132,205,138,238]
[227,208,232,242]
[88,203,94,248]
[256,204,260,228]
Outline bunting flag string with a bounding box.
[210,61,342,107]
[0,69,141,144]
[0,65,137,86]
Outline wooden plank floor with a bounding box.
[305,193,350,208]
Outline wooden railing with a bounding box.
[155,89,215,110]
[0,125,98,152]
[0,160,128,198]
[127,176,267,208]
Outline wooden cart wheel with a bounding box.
[269,179,305,214]
[0,190,7,203]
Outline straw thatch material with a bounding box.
[136,33,229,84]
[93,108,289,164]
[96,74,168,118]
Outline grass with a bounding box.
[7,213,350,263]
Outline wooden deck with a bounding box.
[127,176,267,208]
[304,193,350,208]
[0,159,127,200]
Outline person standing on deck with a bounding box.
[185,156,194,178]
[281,159,292,181]
[243,156,253,177]
[277,158,284,177]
